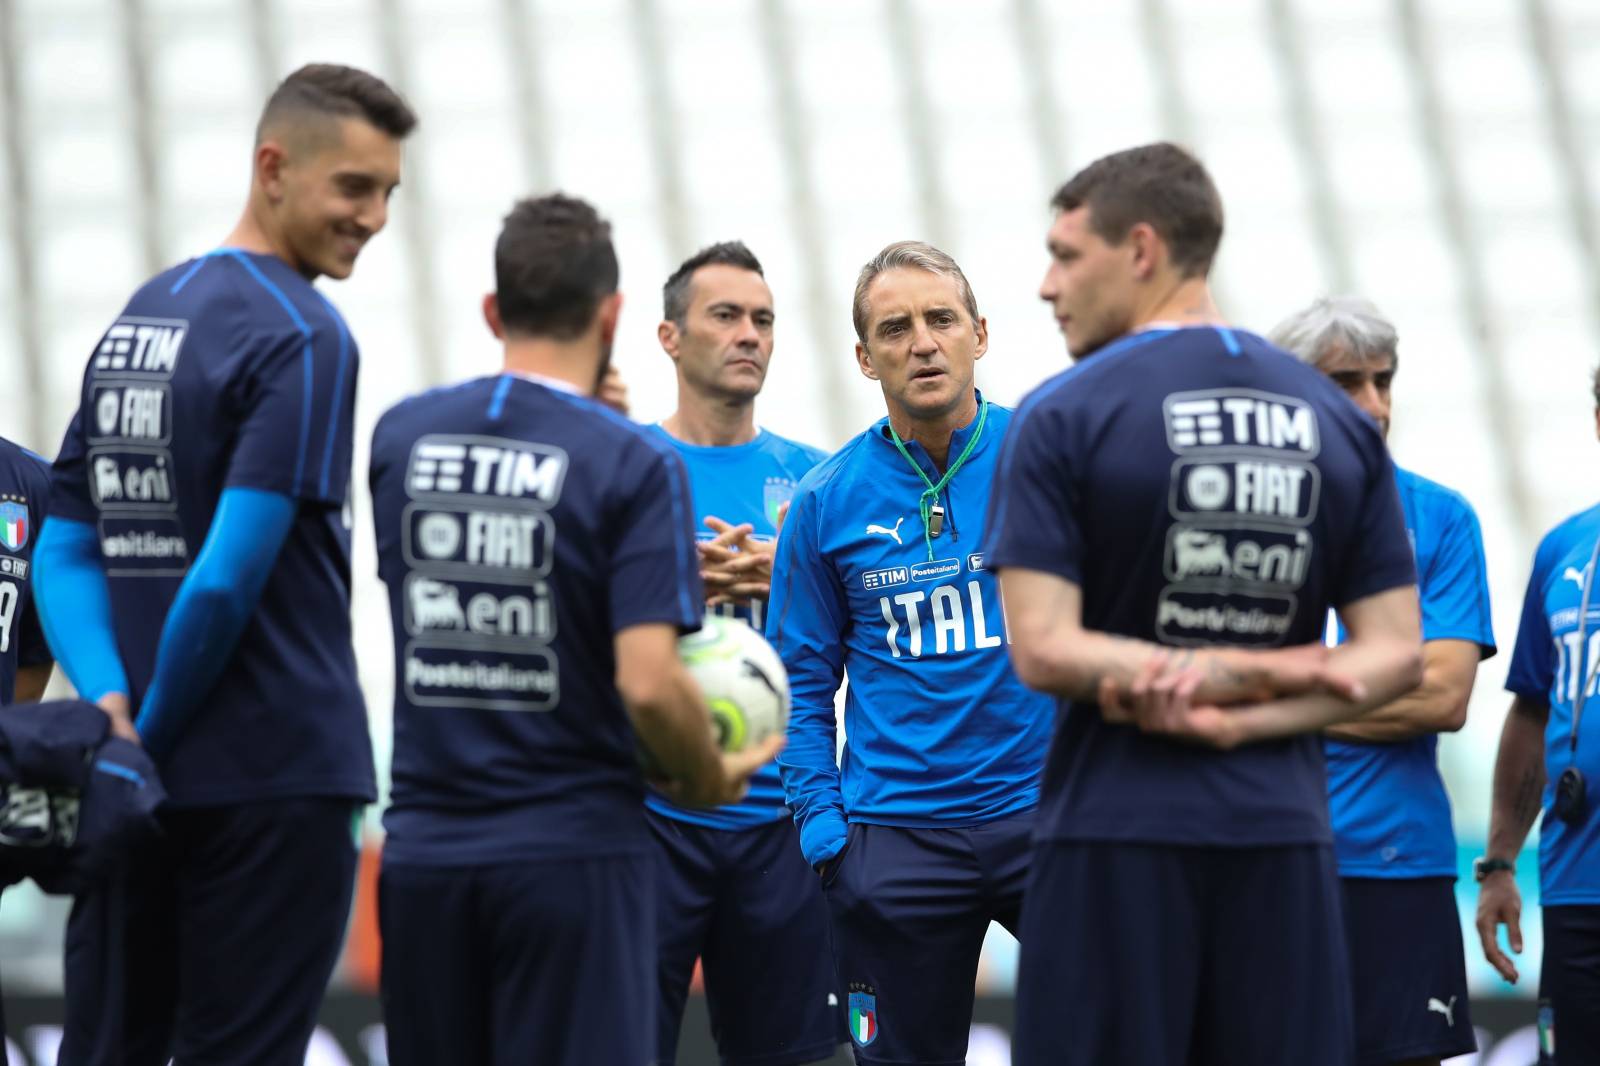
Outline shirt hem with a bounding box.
[161,778,377,808]
[381,839,649,867]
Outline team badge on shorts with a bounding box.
[763,477,795,528]
[848,989,879,1046]
[0,501,27,552]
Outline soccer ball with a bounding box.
[678,615,790,753]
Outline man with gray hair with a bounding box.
[766,240,1053,1065]
[1271,295,1493,1066]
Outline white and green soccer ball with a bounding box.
[678,615,791,753]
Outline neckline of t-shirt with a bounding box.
[504,368,584,396]
[653,425,771,457]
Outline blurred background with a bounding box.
[2,0,1597,1060]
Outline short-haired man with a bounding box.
[1272,296,1492,1066]
[646,242,843,1066]
[34,64,416,1064]
[1477,367,1600,1065]
[768,240,1053,1065]
[369,195,778,1065]
[988,143,1425,1066]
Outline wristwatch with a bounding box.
[1473,856,1515,882]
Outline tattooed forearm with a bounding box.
[1511,765,1544,828]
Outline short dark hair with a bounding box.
[1592,364,1600,409]
[495,194,619,340]
[662,241,765,325]
[256,63,418,143]
[1050,142,1223,278]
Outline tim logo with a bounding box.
[862,566,909,591]
[407,435,568,502]
[1164,389,1319,455]
[93,318,186,376]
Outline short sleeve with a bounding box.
[48,407,97,524]
[224,310,357,508]
[1330,436,1416,608]
[1505,538,1557,702]
[1418,495,1496,655]
[985,397,1084,581]
[607,435,703,633]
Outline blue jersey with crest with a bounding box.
[0,437,52,704]
[49,249,372,806]
[767,397,1052,867]
[1325,464,1494,878]
[644,426,827,830]
[1506,502,1600,904]
[370,373,703,866]
[986,326,1416,848]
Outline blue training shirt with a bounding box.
[370,373,703,866]
[1325,463,1495,879]
[0,437,52,704]
[767,396,1053,868]
[986,327,1416,848]
[644,426,827,831]
[1505,501,1600,905]
[48,249,372,806]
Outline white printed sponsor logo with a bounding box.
[100,531,188,559]
[90,452,173,507]
[1427,996,1456,1027]
[967,553,985,572]
[406,435,569,502]
[911,558,961,582]
[1166,527,1312,588]
[0,557,28,578]
[403,644,561,711]
[405,575,555,639]
[1155,590,1297,644]
[1169,458,1320,524]
[93,318,186,375]
[862,566,910,591]
[90,384,169,443]
[1163,389,1319,455]
[402,504,553,574]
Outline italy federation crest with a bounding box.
[848,991,878,1047]
[0,502,28,553]
[763,477,796,529]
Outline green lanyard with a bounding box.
[886,398,988,561]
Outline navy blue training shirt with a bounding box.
[49,249,373,806]
[986,326,1416,847]
[370,372,703,866]
[0,437,53,704]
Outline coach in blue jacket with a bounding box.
[766,241,1053,1066]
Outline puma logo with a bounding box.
[1565,566,1588,591]
[866,517,905,546]
[1427,996,1456,1027]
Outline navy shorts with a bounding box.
[1341,876,1474,1065]
[648,810,843,1066]
[824,815,1031,1066]
[1015,840,1353,1066]
[1540,904,1600,1065]
[379,851,654,1066]
[60,797,360,1066]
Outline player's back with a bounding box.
[370,373,701,865]
[998,325,1412,847]
[49,249,370,805]
[0,437,52,704]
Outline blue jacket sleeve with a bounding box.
[765,485,850,867]
[33,517,130,702]
[135,487,296,758]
